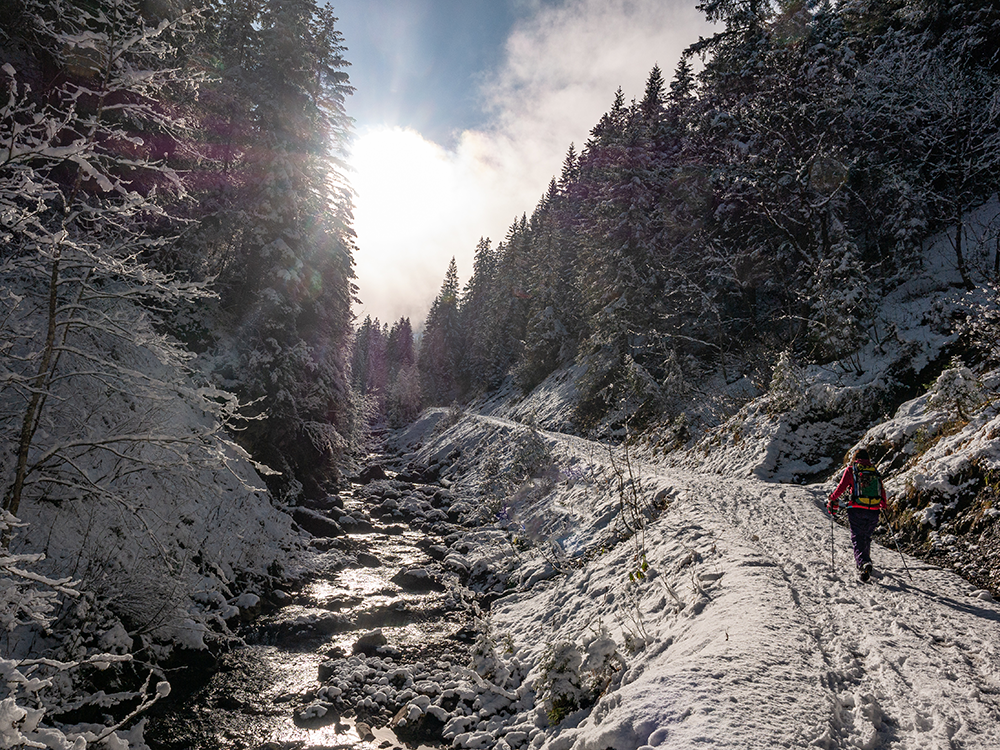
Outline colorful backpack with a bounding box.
[851,463,883,507]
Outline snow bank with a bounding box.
[3,299,300,658]
[396,411,1000,750]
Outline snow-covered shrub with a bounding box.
[435,403,467,436]
[960,284,1000,366]
[926,360,985,421]
[470,625,515,687]
[537,641,585,725]
[579,626,623,698]
[1,512,169,749]
[652,412,691,454]
[478,426,554,523]
[623,355,664,409]
[535,628,622,725]
[1,513,73,641]
[767,351,806,414]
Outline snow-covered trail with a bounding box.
[457,413,1000,750]
[701,476,1000,749]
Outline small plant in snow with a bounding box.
[926,359,984,421]
[910,426,937,455]
[579,625,624,697]
[537,641,586,725]
[628,553,650,584]
[767,351,806,414]
[618,579,651,652]
[538,536,578,574]
[536,627,623,725]
[470,624,514,687]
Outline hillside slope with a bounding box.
[387,411,1000,750]
[474,196,1000,596]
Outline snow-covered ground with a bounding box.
[385,410,1000,750]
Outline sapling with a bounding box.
[926,359,984,422]
[607,415,651,576]
[618,583,650,652]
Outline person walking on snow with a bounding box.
[827,448,887,582]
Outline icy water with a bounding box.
[146,489,460,750]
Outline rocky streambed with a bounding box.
[146,451,501,750]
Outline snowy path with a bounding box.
[463,413,1000,750]
[700,477,1000,749]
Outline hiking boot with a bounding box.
[859,562,872,582]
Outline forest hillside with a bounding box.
[2,0,361,745]
[355,1,1000,436]
[350,0,1000,595]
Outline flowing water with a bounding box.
[147,482,467,750]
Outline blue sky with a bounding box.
[332,0,713,326]
[333,0,521,145]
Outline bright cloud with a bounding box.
[349,0,713,327]
[349,126,489,326]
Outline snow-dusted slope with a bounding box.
[402,411,1000,750]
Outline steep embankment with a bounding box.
[380,410,1000,750]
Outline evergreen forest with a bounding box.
[352,0,1000,437]
[2,0,359,504]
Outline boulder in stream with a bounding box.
[299,494,345,512]
[391,702,446,745]
[291,507,344,538]
[356,721,375,741]
[337,512,375,533]
[397,462,440,483]
[391,567,445,592]
[293,701,340,728]
[353,464,388,483]
[356,551,381,567]
[353,628,388,656]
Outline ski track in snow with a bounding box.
[467,413,1000,750]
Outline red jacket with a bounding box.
[829,461,887,511]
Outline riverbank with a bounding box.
[146,415,484,749]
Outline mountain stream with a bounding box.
[146,462,476,750]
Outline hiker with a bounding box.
[826,448,887,581]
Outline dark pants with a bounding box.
[846,507,881,569]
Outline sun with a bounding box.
[349,127,459,246]
[347,126,481,324]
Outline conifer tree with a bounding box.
[459,238,499,393]
[386,316,420,425]
[419,258,462,404]
[192,0,358,494]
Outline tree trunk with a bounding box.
[954,206,975,290]
[3,256,60,523]
[994,231,999,279]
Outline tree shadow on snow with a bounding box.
[876,571,1000,624]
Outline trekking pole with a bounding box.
[887,505,913,583]
[830,510,835,573]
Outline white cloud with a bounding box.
[349,126,497,325]
[349,0,712,327]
